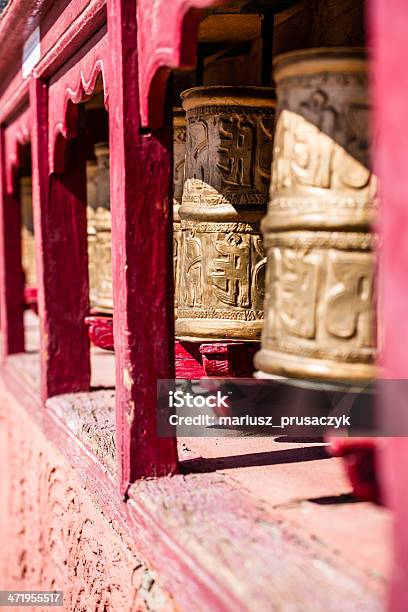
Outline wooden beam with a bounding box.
[107,0,177,493]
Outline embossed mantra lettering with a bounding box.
[255,48,378,382]
[175,87,275,341]
[173,109,186,312]
[88,142,113,314]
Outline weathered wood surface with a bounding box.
[0,353,390,611]
[0,386,173,612]
[107,0,177,491]
[129,473,386,611]
[50,390,116,473]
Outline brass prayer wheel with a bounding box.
[173,108,186,310]
[86,159,98,306]
[255,48,378,382]
[20,176,36,287]
[93,142,112,314]
[175,86,275,341]
[87,142,112,314]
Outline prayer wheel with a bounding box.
[20,176,36,287]
[86,159,98,307]
[92,142,112,314]
[175,86,275,341]
[255,48,378,382]
[173,108,186,310]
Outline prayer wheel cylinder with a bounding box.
[86,159,98,307]
[20,176,36,287]
[93,142,112,314]
[173,109,186,311]
[254,48,378,382]
[175,86,276,341]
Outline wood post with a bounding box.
[0,128,25,357]
[107,0,177,493]
[30,77,91,400]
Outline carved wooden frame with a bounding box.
[36,0,236,492]
[0,103,33,356]
[3,105,32,195]
[0,0,247,494]
[1,1,407,608]
[136,0,229,128]
[48,26,109,174]
[113,0,235,488]
[29,30,112,406]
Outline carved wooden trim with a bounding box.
[48,26,109,173]
[136,0,229,128]
[36,0,107,79]
[3,105,32,195]
[0,77,29,125]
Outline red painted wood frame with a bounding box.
[29,5,165,492]
[29,7,179,493]
[0,0,237,495]
[0,104,32,356]
[38,0,237,493]
[0,0,407,607]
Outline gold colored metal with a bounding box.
[20,176,36,287]
[255,48,378,382]
[87,142,112,314]
[94,142,112,313]
[173,108,186,312]
[175,86,276,341]
[86,160,98,306]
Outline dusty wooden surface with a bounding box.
[49,390,116,473]
[178,437,391,595]
[130,471,388,611]
[0,351,391,610]
[0,389,173,612]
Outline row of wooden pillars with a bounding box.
[0,1,178,494]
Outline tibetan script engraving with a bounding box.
[176,86,275,340]
[210,233,250,308]
[257,48,377,381]
[183,232,203,308]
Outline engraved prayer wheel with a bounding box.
[86,159,98,306]
[20,176,36,287]
[255,48,378,382]
[173,108,186,310]
[92,142,112,314]
[175,86,275,341]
